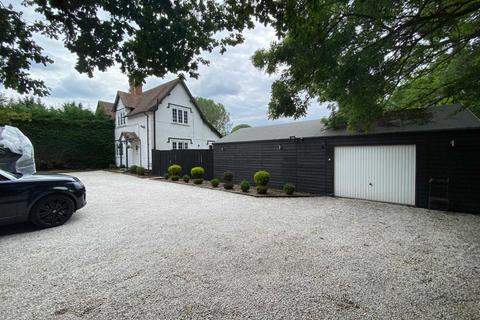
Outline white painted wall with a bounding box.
[153,83,219,150]
[113,82,219,169]
[114,100,154,169]
[334,145,416,205]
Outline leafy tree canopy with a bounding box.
[231,124,251,133]
[250,0,480,130]
[195,97,232,136]
[0,96,104,123]
[1,1,253,96]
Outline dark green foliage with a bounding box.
[0,5,52,96]
[254,170,270,186]
[240,180,250,192]
[136,166,145,176]
[195,97,231,136]
[0,98,113,170]
[210,178,220,187]
[283,183,295,195]
[163,173,169,180]
[193,178,204,185]
[231,124,251,133]
[223,182,233,190]
[168,164,182,176]
[128,165,138,174]
[256,185,268,195]
[171,175,179,181]
[2,1,252,95]
[223,171,233,182]
[183,174,190,183]
[190,167,205,179]
[251,1,480,130]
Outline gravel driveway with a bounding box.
[1,171,479,319]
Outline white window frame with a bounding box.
[184,142,188,149]
[172,108,177,123]
[183,110,188,124]
[172,141,177,150]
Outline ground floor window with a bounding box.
[172,142,177,150]
[184,142,188,149]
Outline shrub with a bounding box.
[163,172,169,179]
[224,182,234,190]
[136,166,145,176]
[283,183,295,195]
[183,174,190,182]
[210,178,220,187]
[256,185,268,194]
[191,166,205,179]
[171,175,179,181]
[168,164,182,176]
[254,170,270,186]
[223,171,233,182]
[193,178,204,184]
[128,165,138,174]
[240,180,250,192]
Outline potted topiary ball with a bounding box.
[240,180,250,192]
[254,170,270,194]
[168,164,182,181]
[191,166,205,184]
[223,171,234,189]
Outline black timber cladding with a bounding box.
[152,149,214,179]
[213,129,480,214]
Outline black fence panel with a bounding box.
[152,149,214,179]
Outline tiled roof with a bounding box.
[97,101,115,119]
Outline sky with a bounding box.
[1,1,330,127]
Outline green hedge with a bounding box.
[10,118,114,170]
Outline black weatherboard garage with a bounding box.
[213,105,480,214]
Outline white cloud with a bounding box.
[1,1,330,126]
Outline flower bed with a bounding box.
[151,177,311,197]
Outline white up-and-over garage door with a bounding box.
[334,145,416,205]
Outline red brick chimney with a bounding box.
[129,83,143,95]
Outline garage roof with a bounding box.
[216,105,480,144]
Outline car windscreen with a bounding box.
[0,169,19,181]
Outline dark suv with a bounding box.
[0,169,86,228]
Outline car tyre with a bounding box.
[30,194,74,228]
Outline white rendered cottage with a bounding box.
[97,78,221,169]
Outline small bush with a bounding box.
[254,170,270,186]
[136,166,145,176]
[163,173,169,179]
[256,185,268,194]
[171,175,179,181]
[128,165,138,173]
[224,182,234,190]
[223,171,233,182]
[168,164,182,176]
[210,178,220,187]
[240,180,250,192]
[183,174,190,182]
[193,178,204,184]
[191,167,205,179]
[283,183,295,195]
